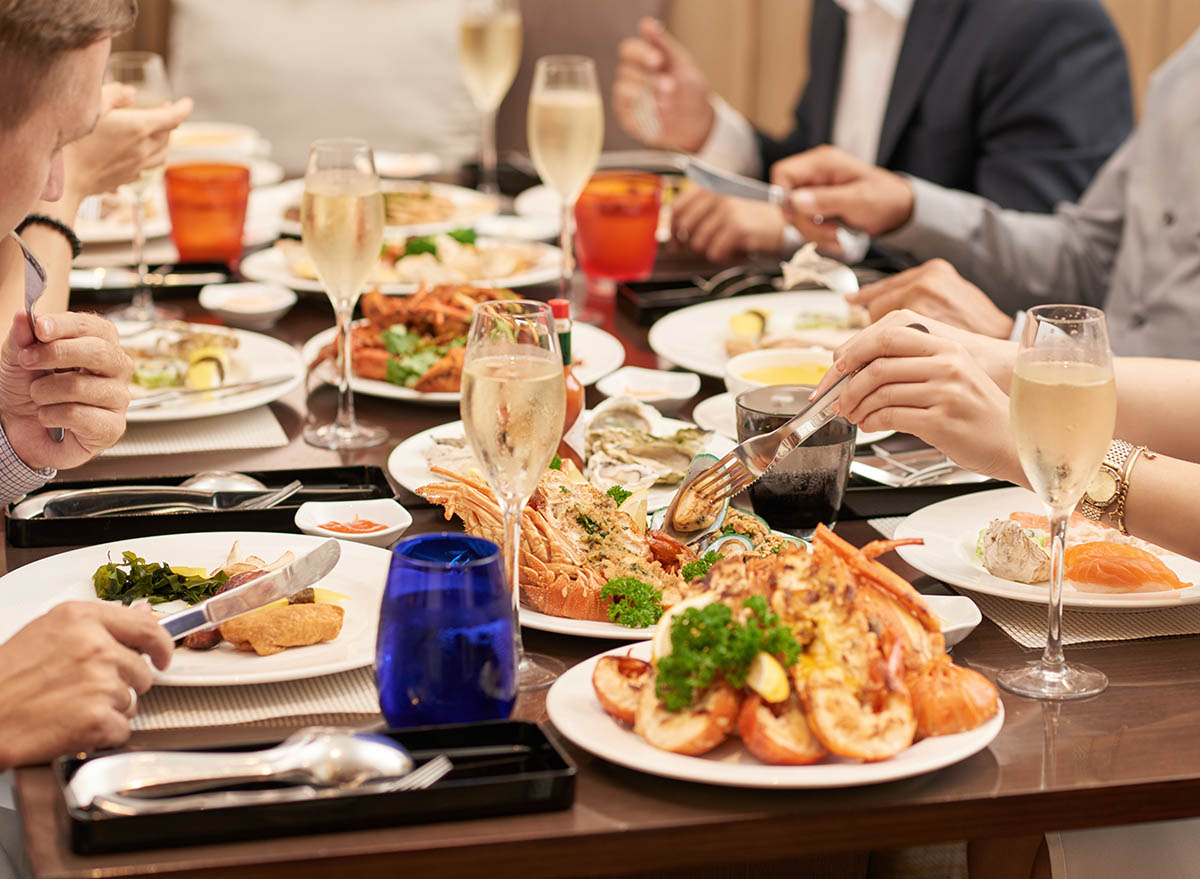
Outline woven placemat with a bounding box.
[133,666,380,731]
[866,517,1200,647]
[102,407,288,457]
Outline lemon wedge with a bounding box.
[728,309,768,340]
[650,593,715,659]
[617,489,649,533]
[745,651,790,703]
[171,566,210,579]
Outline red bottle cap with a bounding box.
[548,299,570,319]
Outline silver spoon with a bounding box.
[179,470,268,492]
[66,727,415,809]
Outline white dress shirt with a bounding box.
[697,0,914,175]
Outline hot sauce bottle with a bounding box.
[550,298,585,469]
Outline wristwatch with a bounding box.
[1080,439,1153,534]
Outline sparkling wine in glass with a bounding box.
[106,51,179,322]
[301,138,388,450]
[459,0,522,194]
[527,56,604,307]
[999,304,1117,700]
[460,300,567,690]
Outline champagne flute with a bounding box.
[1000,304,1116,700]
[301,138,388,450]
[461,300,567,690]
[527,56,604,307]
[458,0,522,194]
[106,51,179,322]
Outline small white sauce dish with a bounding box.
[199,282,297,330]
[723,347,833,399]
[294,498,413,547]
[596,366,701,403]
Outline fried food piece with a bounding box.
[412,346,465,393]
[219,603,344,656]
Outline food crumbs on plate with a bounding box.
[319,516,388,534]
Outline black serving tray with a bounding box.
[6,465,395,547]
[58,720,576,854]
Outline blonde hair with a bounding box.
[0,0,137,126]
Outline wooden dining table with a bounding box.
[9,285,1200,879]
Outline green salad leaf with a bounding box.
[93,551,228,606]
[447,228,477,245]
[404,236,438,257]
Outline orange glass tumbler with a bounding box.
[573,171,662,283]
[164,162,250,267]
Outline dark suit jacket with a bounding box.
[756,0,1133,212]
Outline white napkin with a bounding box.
[102,407,287,457]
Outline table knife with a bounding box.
[128,374,295,410]
[681,157,871,264]
[158,538,341,639]
[69,267,228,290]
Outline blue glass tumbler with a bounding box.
[375,533,517,727]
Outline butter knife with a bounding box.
[128,374,294,410]
[69,267,228,290]
[682,157,871,264]
[157,537,340,639]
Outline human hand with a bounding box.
[0,311,133,470]
[0,602,172,768]
[64,84,193,200]
[810,313,1026,484]
[849,259,1015,339]
[672,189,785,262]
[770,146,914,251]
[613,17,714,151]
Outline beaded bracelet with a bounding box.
[16,213,82,259]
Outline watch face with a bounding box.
[1087,468,1119,505]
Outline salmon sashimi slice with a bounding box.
[1064,542,1193,593]
[1008,511,1093,532]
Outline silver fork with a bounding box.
[381,754,453,792]
[688,323,931,504]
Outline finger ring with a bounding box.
[812,214,825,225]
[124,686,138,718]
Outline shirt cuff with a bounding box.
[695,95,763,179]
[1008,310,1028,342]
[877,175,982,257]
[780,224,805,257]
[0,419,54,506]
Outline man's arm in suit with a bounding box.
[972,0,1133,211]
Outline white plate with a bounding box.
[648,292,852,378]
[388,413,733,510]
[519,607,654,640]
[373,151,442,178]
[275,179,499,239]
[302,321,624,406]
[76,189,171,245]
[121,321,304,423]
[520,590,980,645]
[546,641,1003,788]
[513,183,561,225]
[0,532,388,687]
[894,486,1200,610]
[691,392,894,447]
[241,237,562,297]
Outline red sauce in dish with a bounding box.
[320,517,387,534]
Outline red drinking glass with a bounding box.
[164,162,250,268]
[574,171,661,291]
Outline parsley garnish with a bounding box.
[404,235,438,256]
[654,595,801,711]
[447,227,477,245]
[600,578,663,628]
[549,454,562,470]
[605,485,632,506]
[93,552,228,606]
[680,550,721,581]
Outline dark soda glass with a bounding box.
[375,533,517,727]
[735,385,856,540]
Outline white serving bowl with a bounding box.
[199,282,296,330]
[595,366,701,403]
[723,347,833,399]
[294,498,413,548]
[169,121,263,158]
